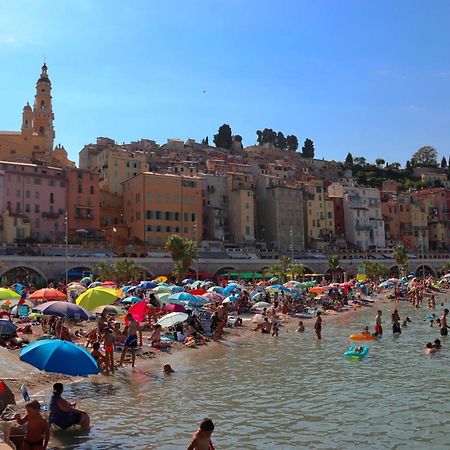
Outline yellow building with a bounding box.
[0,64,74,168]
[122,172,203,248]
[0,211,30,243]
[303,183,335,250]
[226,173,255,244]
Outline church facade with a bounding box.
[0,64,75,168]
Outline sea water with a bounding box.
[4,301,450,449]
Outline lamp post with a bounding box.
[195,221,199,281]
[421,233,425,280]
[65,210,68,287]
[290,226,294,260]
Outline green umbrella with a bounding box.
[75,287,117,311]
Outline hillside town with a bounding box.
[1,64,449,260]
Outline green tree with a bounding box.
[165,235,197,282]
[93,262,115,281]
[286,135,299,152]
[328,255,341,282]
[276,131,286,149]
[301,138,315,158]
[268,256,291,282]
[363,261,388,280]
[442,262,450,273]
[393,245,408,276]
[375,158,385,167]
[288,263,306,280]
[345,152,354,166]
[353,156,367,166]
[213,124,233,149]
[441,156,447,168]
[114,259,142,283]
[411,146,438,168]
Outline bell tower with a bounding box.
[32,63,55,152]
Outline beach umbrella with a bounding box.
[284,281,302,288]
[251,301,271,311]
[128,302,150,322]
[75,287,117,311]
[156,312,188,329]
[309,286,326,294]
[169,292,199,303]
[80,277,92,286]
[155,292,171,304]
[256,280,269,286]
[189,288,207,295]
[12,283,24,294]
[67,283,86,294]
[28,312,44,320]
[182,278,194,284]
[202,292,223,303]
[0,319,17,336]
[121,285,133,293]
[101,281,117,287]
[378,281,394,288]
[207,286,223,294]
[19,339,99,376]
[300,281,316,288]
[91,304,124,316]
[165,303,186,313]
[182,296,209,307]
[387,278,400,284]
[223,295,239,304]
[35,301,93,321]
[0,288,20,300]
[29,288,67,301]
[154,276,168,283]
[251,292,263,302]
[152,285,171,294]
[0,299,12,308]
[191,280,204,289]
[251,313,265,324]
[138,281,158,290]
[121,296,144,304]
[222,284,241,297]
[88,282,102,289]
[170,285,185,293]
[267,285,290,292]
[268,277,278,284]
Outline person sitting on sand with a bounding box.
[49,383,90,430]
[90,342,106,370]
[296,321,305,333]
[150,324,170,349]
[187,417,215,450]
[425,342,437,355]
[14,400,50,450]
[362,326,371,336]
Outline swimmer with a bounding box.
[187,417,215,450]
[163,364,175,374]
[401,320,407,328]
[362,326,370,336]
[433,339,442,350]
[296,321,305,333]
[425,342,437,354]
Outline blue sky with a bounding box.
[1,0,450,165]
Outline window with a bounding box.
[146,210,153,220]
[16,189,20,197]
[166,226,171,232]
[50,193,54,204]
[49,180,54,186]
[16,202,21,213]
[36,218,40,228]
[35,204,40,213]
[78,184,82,193]
[156,211,162,220]
[245,226,250,235]
[184,213,188,222]
[191,213,196,222]
[146,225,152,232]
[156,225,162,232]
[35,192,40,200]
[175,227,180,233]
[90,186,94,195]
[34,178,41,185]
[165,212,171,220]
[25,190,30,198]
[175,212,180,221]
[25,204,30,212]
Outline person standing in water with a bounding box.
[118,313,142,368]
[440,309,449,336]
[187,418,215,450]
[314,311,322,340]
[391,309,401,334]
[374,310,383,336]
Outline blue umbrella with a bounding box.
[121,296,144,304]
[0,319,17,336]
[121,285,133,293]
[170,286,185,293]
[223,294,240,304]
[222,284,241,297]
[35,301,93,321]
[169,292,199,303]
[19,339,99,376]
[181,295,209,307]
[182,278,194,284]
[138,281,158,290]
[269,285,290,292]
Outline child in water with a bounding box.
[296,321,305,333]
[362,326,371,336]
[187,418,215,450]
[272,322,279,337]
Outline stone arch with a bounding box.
[0,265,47,288]
[215,266,237,277]
[415,265,435,277]
[65,266,94,280]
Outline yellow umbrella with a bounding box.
[154,276,168,283]
[0,288,20,300]
[75,287,117,311]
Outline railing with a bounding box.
[41,211,60,219]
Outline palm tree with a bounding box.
[288,263,306,281]
[393,245,408,277]
[93,262,115,281]
[328,255,341,282]
[114,259,142,284]
[165,235,197,282]
[268,257,291,283]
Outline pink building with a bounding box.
[0,161,66,242]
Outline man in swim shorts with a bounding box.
[374,310,383,336]
[14,400,50,450]
[440,309,449,336]
[119,313,142,368]
[314,311,322,340]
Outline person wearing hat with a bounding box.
[14,400,50,449]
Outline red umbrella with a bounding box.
[189,289,207,295]
[128,301,149,322]
[164,303,186,313]
[101,281,117,287]
[29,288,67,301]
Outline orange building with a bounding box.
[122,172,203,248]
[0,64,74,168]
[65,169,100,237]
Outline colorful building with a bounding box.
[122,172,203,247]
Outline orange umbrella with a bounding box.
[309,286,326,294]
[257,281,269,286]
[29,288,67,301]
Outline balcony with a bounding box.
[41,211,60,219]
